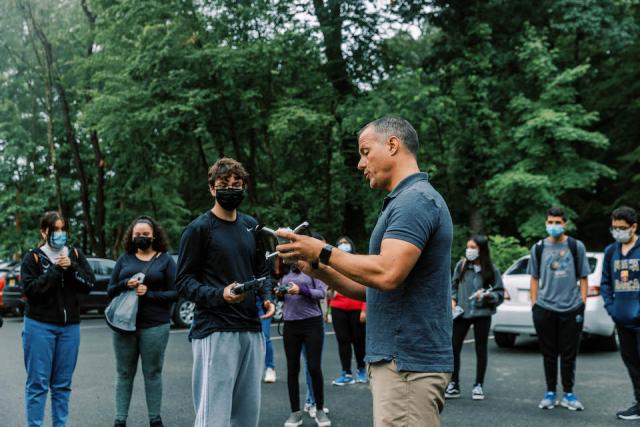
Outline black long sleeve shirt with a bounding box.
[176,210,273,339]
[108,252,178,329]
[21,246,95,325]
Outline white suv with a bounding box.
[492,252,616,351]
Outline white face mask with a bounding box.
[611,228,633,244]
[465,248,479,261]
[338,243,352,253]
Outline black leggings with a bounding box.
[331,308,366,372]
[452,316,491,385]
[283,316,325,411]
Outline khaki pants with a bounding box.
[369,360,449,427]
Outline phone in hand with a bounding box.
[131,272,146,284]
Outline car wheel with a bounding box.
[173,299,195,329]
[494,332,517,348]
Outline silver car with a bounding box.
[492,252,617,351]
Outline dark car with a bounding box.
[170,254,194,329]
[1,257,116,316]
[1,255,197,330]
[0,262,21,315]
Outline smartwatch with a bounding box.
[319,244,334,265]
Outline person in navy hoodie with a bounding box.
[602,206,640,421]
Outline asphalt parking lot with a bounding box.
[0,315,632,426]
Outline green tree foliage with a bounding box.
[0,0,638,263]
[488,26,614,239]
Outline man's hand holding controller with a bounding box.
[224,277,275,320]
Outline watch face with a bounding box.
[320,244,333,264]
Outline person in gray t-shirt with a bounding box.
[528,207,589,412]
[528,238,590,312]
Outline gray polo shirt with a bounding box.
[528,238,590,313]
[366,172,453,373]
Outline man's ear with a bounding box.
[387,136,401,156]
[209,186,216,198]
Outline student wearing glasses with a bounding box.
[601,206,640,421]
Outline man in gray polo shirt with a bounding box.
[276,117,453,427]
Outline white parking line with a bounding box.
[464,336,495,344]
[80,325,108,330]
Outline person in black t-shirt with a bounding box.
[108,216,177,427]
[176,157,275,427]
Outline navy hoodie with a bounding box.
[601,237,640,330]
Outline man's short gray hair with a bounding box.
[358,116,419,156]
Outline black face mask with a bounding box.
[215,188,245,211]
[133,236,153,251]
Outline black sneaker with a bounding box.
[150,418,164,427]
[617,403,640,420]
[445,381,461,399]
[114,421,126,427]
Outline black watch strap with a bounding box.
[319,244,334,265]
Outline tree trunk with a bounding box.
[82,0,107,256]
[55,80,97,252]
[20,0,63,213]
[22,0,97,252]
[311,0,366,242]
[90,130,107,257]
[469,208,484,234]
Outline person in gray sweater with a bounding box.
[446,234,504,400]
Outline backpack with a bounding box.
[534,236,582,279]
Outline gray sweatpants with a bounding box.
[192,331,264,427]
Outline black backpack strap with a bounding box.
[567,236,581,279]
[534,239,544,278]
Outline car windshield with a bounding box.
[506,256,598,275]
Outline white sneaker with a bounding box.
[264,367,276,383]
[472,384,485,400]
[304,404,329,419]
[305,403,316,418]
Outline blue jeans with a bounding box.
[304,324,325,405]
[257,301,274,369]
[22,317,80,427]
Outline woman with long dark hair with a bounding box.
[21,211,95,427]
[446,234,504,400]
[108,216,177,427]
[280,262,331,427]
[329,236,367,386]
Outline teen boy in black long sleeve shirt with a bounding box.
[176,157,274,427]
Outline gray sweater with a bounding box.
[452,259,504,319]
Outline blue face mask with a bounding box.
[546,225,565,239]
[50,231,68,249]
